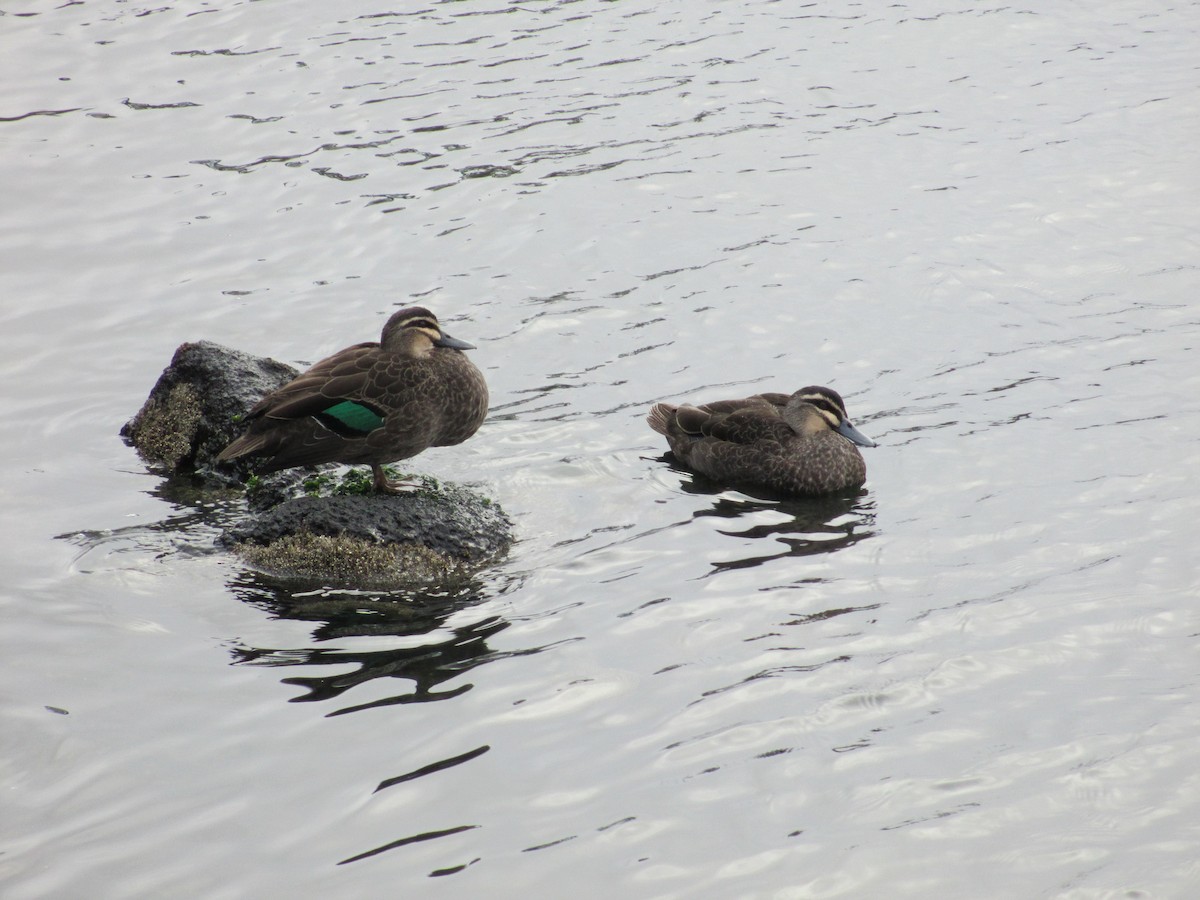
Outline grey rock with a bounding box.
[122,340,297,483]
[219,488,510,562]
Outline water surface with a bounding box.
[2,1,1199,897]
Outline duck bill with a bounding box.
[434,331,475,351]
[836,419,877,448]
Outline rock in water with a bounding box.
[123,340,512,585]
[122,340,298,481]
[218,485,512,584]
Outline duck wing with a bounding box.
[689,394,780,418]
[701,408,793,445]
[245,343,379,421]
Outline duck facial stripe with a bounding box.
[801,395,844,426]
[318,400,385,435]
[797,387,848,416]
[403,318,441,334]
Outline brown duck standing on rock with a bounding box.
[218,306,488,493]
[647,385,876,497]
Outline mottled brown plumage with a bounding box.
[647,386,876,497]
[217,307,488,492]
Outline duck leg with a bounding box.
[371,464,421,494]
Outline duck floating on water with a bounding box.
[647,385,876,497]
[218,306,488,493]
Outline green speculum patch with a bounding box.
[319,400,385,434]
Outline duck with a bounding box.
[647,385,876,497]
[217,306,488,493]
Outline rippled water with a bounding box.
[3,1,1199,896]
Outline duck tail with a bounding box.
[216,431,269,463]
[646,403,676,436]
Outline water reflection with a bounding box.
[656,455,877,571]
[227,573,531,716]
[63,472,530,718]
[58,475,246,567]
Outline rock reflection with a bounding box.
[228,572,516,716]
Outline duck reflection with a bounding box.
[663,458,877,571]
[227,571,518,715]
